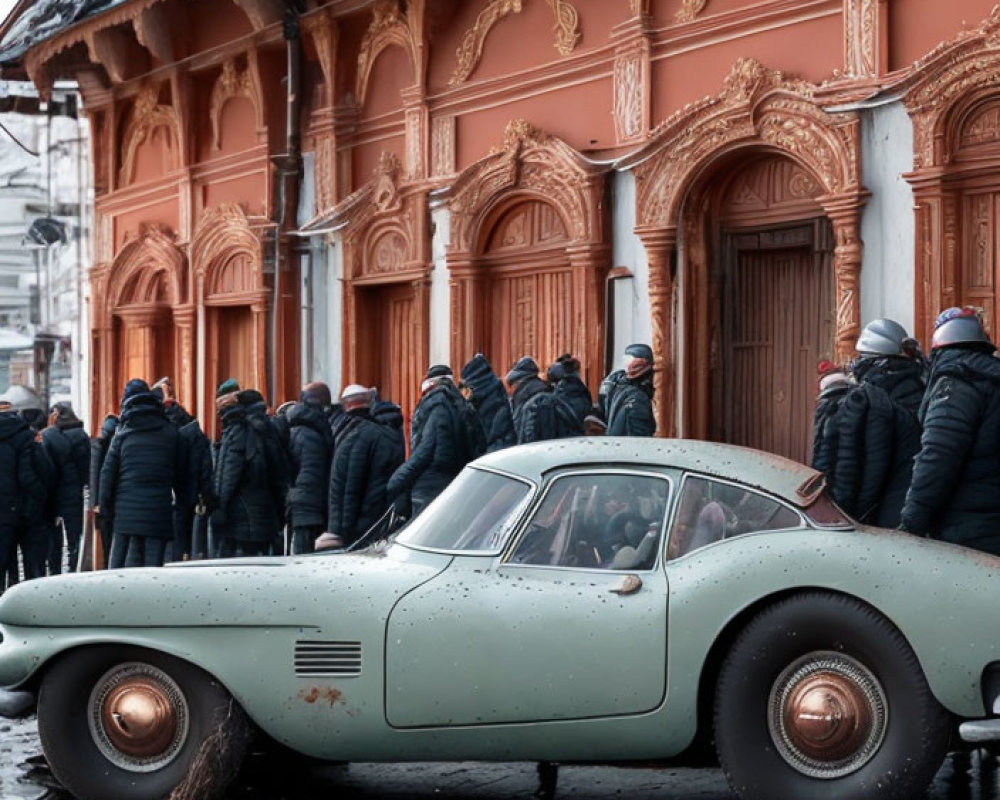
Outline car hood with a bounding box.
[0,547,452,629]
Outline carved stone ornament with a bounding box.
[356,0,419,104]
[675,0,708,24]
[628,0,650,17]
[432,116,457,176]
[106,224,185,315]
[614,42,647,143]
[545,0,581,56]
[449,0,580,86]
[842,0,880,78]
[448,119,607,252]
[210,59,264,149]
[191,204,264,298]
[449,0,523,87]
[118,84,182,186]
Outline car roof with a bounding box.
[474,437,825,508]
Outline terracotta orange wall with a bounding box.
[217,97,260,154]
[200,173,268,218]
[455,78,615,166]
[353,137,405,187]
[131,126,179,185]
[363,45,415,118]
[652,14,841,124]
[428,0,623,92]
[113,200,179,250]
[187,0,253,55]
[889,0,996,71]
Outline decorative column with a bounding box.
[402,86,429,181]
[251,293,268,399]
[172,304,196,413]
[821,194,866,362]
[567,243,610,389]
[637,227,678,438]
[447,256,482,369]
[411,274,432,377]
[843,0,888,79]
[610,11,652,146]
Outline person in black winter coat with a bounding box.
[327,386,405,547]
[507,357,583,444]
[371,393,406,465]
[152,377,195,428]
[0,404,49,585]
[460,354,515,453]
[550,354,593,426]
[811,361,852,480]
[388,375,467,517]
[831,319,924,528]
[176,418,216,561]
[900,308,1000,554]
[287,382,334,554]
[100,380,184,568]
[89,413,118,568]
[40,403,90,574]
[211,386,288,557]
[606,344,656,437]
[242,389,291,551]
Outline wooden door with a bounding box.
[358,284,418,436]
[487,263,574,381]
[719,222,834,464]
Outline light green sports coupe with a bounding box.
[0,438,998,800]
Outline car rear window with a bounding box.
[395,468,533,553]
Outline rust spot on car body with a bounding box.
[299,687,343,707]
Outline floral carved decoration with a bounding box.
[107,224,185,315]
[356,0,420,104]
[191,204,264,298]
[675,0,708,23]
[210,59,264,150]
[449,0,580,87]
[118,84,182,186]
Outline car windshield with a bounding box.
[395,468,533,552]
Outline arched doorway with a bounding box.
[477,197,575,376]
[448,121,609,390]
[702,155,835,464]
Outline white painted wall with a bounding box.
[429,202,451,368]
[859,100,916,337]
[611,170,652,367]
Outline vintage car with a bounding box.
[0,437,998,800]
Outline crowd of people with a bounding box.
[811,306,1000,557]
[0,345,656,582]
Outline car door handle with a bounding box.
[609,574,643,596]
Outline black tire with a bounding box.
[38,646,253,800]
[715,592,951,800]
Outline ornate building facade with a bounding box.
[4,0,1000,459]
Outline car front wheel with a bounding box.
[714,592,951,800]
[38,646,252,800]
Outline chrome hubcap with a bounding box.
[88,663,189,772]
[768,652,887,779]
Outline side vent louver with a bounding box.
[294,640,363,677]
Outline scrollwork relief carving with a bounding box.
[210,59,264,149]
[545,0,581,56]
[118,84,181,186]
[614,45,645,142]
[356,0,419,104]
[675,0,708,24]
[450,0,523,87]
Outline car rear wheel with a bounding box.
[714,592,951,800]
[38,646,252,800]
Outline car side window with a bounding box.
[510,473,669,571]
[667,475,802,560]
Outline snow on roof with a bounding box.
[0,0,130,63]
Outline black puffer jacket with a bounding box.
[164,401,194,428]
[388,386,465,511]
[328,410,404,543]
[89,414,118,510]
[242,392,290,523]
[830,358,924,527]
[98,393,182,539]
[554,374,593,426]
[811,383,849,478]
[598,369,628,421]
[212,404,282,544]
[0,411,47,528]
[40,417,90,527]
[461,355,515,453]
[287,403,333,529]
[372,400,406,465]
[607,377,656,437]
[900,347,1000,553]
[178,420,216,513]
[512,377,582,444]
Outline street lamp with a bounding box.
[24,215,67,409]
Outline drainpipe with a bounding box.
[269,0,304,405]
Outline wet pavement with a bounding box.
[0,713,998,800]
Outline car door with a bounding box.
[385,469,674,728]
